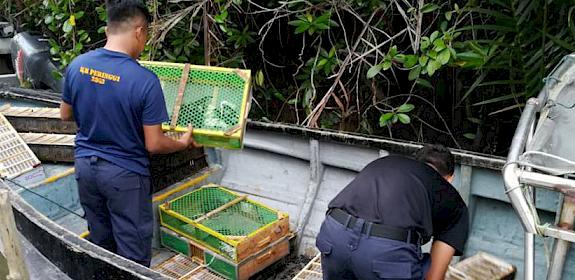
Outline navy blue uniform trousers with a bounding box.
[75,156,153,267]
[316,216,431,279]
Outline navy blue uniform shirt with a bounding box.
[328,155,469,255]
[62,48,169,176]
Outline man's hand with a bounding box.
[177,125,201,148]
[144,124,199,154]
[426,240,455,280]
[60,102,74,121]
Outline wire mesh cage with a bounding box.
[139,61,251,149]
[159,185,289,262]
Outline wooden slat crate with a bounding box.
[159,185,289,262]
[160,227,289,280]
[292,254,322,280]
[446,252,516,280]
[17,132,208,193]
[0,113,41,179]
[152,253,225,280]
[0,105,77,134]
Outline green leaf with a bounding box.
[288,20,303,26]
[416,79,433,89]
[98,26,106,34]
[421,3,440,13]
[430,31,439,43]
[388,45,398,58]
[74,11,85,19]
[367,64,383,79]
[426,59,441,76]
[397,103,415,113]
[44,15,53,24]
[445,11,452,21]
[419,56,429,66]
[63,21,73,33]
[397,113,411,124]
[433,38,446,51]
[392,114,398,124]
[294,23,309,34]
[379,112,394,127]
[328,47,336,58]
[381,60,392,71]
[428,50,437,59]
[73,43,83,53]
[408,66,421,81]
[403,55,418,68]
[256,70,264,86]
[463,133,476,140]
[420,37,430,51]
[437,49,451,65]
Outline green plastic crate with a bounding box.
[203,237,289,280]
[159,227,190,256]
[159,185,289,262]
[139,61,251,149]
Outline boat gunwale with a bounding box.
[247,121,505,171]
[0,182,170,280]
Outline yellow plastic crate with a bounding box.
[139,61,251,149]
[159,185,289,262]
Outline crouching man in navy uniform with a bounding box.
[60,0,198,267]
[316,144,469,279]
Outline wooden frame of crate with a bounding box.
[160,226,289,280]
[139,61,252,150]
[292,253,322,280]
[159,184,289,262]
[152,253,225,280]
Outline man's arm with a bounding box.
[60,102,74,121]
[143,124,198,154]
[426,240,456,280]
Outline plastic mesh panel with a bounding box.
[140,63,182,119]
[139,61,249,131]
[169,187,238,220]
[200,200,278,236]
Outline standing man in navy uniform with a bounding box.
[60,0,198,267]
[316,144,469,279]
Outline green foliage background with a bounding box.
[3,0,575,155]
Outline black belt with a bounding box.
[328,208,422,245]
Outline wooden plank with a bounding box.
[0,190,30,280]
[194,195,247,223]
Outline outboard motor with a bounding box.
[10,32,62,92]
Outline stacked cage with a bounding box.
[159,185,290,280]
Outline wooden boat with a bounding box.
[0,67,574,279]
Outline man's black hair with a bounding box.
[413,144,455,177]
[106,0,151,32]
